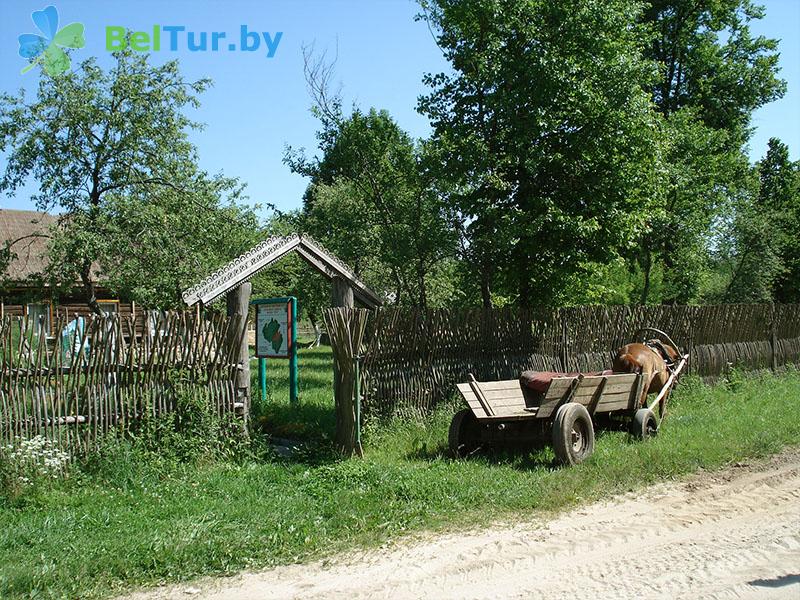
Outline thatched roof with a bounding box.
[0,209,56,281]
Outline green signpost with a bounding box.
[252,296,298,404]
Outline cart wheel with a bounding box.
[552,403,595,466]
[632,408,658,439]
[448,409,481,458]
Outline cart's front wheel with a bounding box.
[632,407,658,439]
[449,409,481,458]
[552,403,595,466]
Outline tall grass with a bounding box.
[1,345,799,599]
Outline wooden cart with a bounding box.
[449,350,688,466]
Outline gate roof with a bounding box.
[182,234,383,309]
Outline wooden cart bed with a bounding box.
[457,372,644,422]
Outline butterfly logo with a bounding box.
[18,5,85,76]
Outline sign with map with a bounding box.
[255,300,292,358]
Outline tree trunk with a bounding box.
[417,260,428,309]
[480,263,492,308]
[640,250,652,305]
[308,313,322,348]
[332,276,354,309]
[518,266,531,308]
[80,261,103,315]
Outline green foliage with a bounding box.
[250,345,337,442]
[635,110,748,303]
[634,0,785,304]
[418,0,665,306]
[759,139,800,302]
[286,91,460,307]
[644,0,785,135]
[713,138,800,302]
[0,46,260,308]
[411,0,787,307]
[83,376,258,486]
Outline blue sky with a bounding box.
[1,0,798,220]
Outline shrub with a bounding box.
[81,375,269,485]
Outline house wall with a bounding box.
[0,298,138,334]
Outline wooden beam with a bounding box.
[586,376,608,415]
[650,354,688,416]
[298,237,383,308]
[468,374,495,417]
[331,276,354,309]
[183,235,302,306]
[227,282,251,422]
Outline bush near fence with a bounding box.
[0,312,246,454]
[357,304,800,417]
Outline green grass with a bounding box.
[2,347,800,599]
[250,343,337,440]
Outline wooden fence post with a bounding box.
[331,277,355,454]
[770,302,778,372]
[332,276,354,309]
[227,282,251,421]
[325,305,368,457]
[559,310,569,371]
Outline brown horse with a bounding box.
[612,340,681,408]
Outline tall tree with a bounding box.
[755,138,798,302]
[710,139,798,303]
[418,0,664,307]
[0,46,258,309]
[637,0,785,303]
[644,0,784,135]
[286,50,458,307]
[635,109,748,303]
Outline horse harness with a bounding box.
[644,339,677,374]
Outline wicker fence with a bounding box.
[358,304,800,417]
[0,312,246,453]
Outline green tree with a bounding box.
[637,0,785,303]
[644,0,784,136]
[73,183,258,308]
[0,46,258,310]
[635,110,749,304]
[286,51,458,307]
[418,0,664,307]
[723,138,799,302]
[761,139,800,302]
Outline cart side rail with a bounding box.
[457,372,642,422]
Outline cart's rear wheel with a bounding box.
[632,407,658,439]
[448,409,481,458]
[552,403,595,466]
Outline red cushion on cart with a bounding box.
[519,370,613,394]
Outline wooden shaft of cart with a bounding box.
[649,354,688,420]
[468,373,495,417]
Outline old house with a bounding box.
[0,208,136,332]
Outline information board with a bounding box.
[256,300,292,358]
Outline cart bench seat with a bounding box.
[457,371,642,421]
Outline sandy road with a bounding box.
[128,450,800,600]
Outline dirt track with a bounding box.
[128,450,800,600]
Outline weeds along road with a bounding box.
[128,449,800,600]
